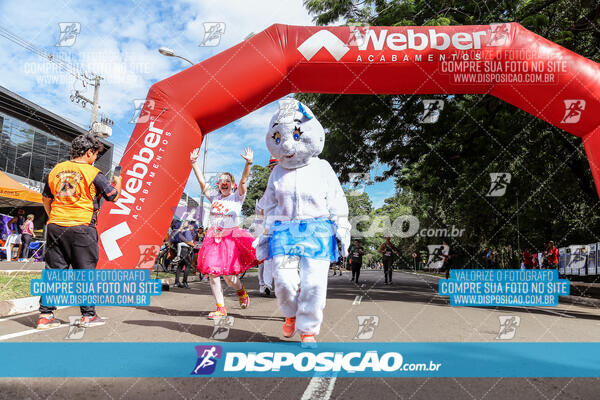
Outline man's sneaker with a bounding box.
[283,317,296,338]
[208,305,227,320]
[80,315,106,328]
[36,314,61,330]
[237,286,250,309]
[300,334,317,348]
[264,287,271,296]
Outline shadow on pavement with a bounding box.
[122,319,283,341]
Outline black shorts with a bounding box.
[45,224,99,268]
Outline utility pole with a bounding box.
[90,75,102,126]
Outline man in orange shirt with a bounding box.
[37,134,121,329]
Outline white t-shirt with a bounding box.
[206,190,246,229]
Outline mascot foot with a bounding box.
[283,317,296,338]
[300,334,317,348]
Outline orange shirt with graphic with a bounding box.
[43,160,117,227]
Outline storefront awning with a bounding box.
[0,171,43,207]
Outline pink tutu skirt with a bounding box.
[197,226,260,275]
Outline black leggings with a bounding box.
[383,258,393,283]
[175,247,192,284]
[351,262,362,282]
[21,234,33,258]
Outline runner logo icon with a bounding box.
[191,345,222,375]
[561,99,585,124]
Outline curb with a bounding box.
[0,270,43,275]
[158,274,202,285]
[0,274,205,318]
[560,295,600,308]
[0,296,41,318]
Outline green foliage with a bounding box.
[300,0,600,267]
[241,164,271,217]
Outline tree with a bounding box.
[299,0,600,267]
[241,164,271,217]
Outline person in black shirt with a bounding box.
[378,237,399,285]
[349,239,365,284]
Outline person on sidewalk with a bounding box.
[36,134,121,330]
[19,214,36,261]
[6,209,25,261]
[547,241,559,270]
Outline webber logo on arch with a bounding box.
[297,25,512,61]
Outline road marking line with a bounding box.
[301,376,336,400]
[0,325,67,341]
[352,296,362,305]
[0,306,71,323]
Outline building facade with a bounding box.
[0,85,113,192]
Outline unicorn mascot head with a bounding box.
[266,98,324,169]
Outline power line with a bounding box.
[0,25,107,130]
[0,26,95,83]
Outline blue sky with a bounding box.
[0,0,395,208]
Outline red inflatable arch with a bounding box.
[97,23,600,269]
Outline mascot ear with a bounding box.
[297,102,313,120]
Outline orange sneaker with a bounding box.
[237,286,249,309]
[300,334,317,348]
[282,317,296,338]
[36,313,61,330]
[208,305,227,319]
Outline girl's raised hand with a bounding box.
[241,147,253,164]
[190,148,201,164]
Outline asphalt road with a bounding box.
[1,269,600,399]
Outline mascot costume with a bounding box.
[255,98,350,347]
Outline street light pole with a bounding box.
[158,47,208,225]
[158,47,194,66]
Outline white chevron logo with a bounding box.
[297,30,350,61]
[100,221,131,261]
